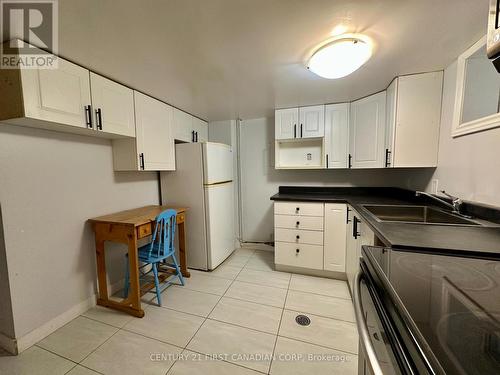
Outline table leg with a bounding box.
[95,237,109,304]
[127,233,144,316]
[178,221,190,277]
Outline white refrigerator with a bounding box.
[160,142,235,270]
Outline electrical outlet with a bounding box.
[431,179,439,194]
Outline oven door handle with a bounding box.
[353,270,384,375]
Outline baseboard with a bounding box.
[241,242,274,252]
[0,331,17,355]
[16,293,96,354]
[275,264,347,280]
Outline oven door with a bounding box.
[354,264,416,375]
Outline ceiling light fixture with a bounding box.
[307,37,372,79]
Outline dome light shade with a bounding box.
[308,38,372,79]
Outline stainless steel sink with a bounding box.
[361,205,481,226]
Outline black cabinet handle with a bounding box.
[300,124,303,138]
[353,216,361,239]
[385,149,392,167]
[139,153,145,170]
[96,108,103,130]
[296,235,300,240]
[296,221,300,227]
[195,131,198,142]
[348,154,352,169]
[296,248,300,254]
[296,207,300,212]
[326,154,329,168]
[346,207,351,223]
[191,130,195,142]
[294,124,297,138]
[85,105,93,128]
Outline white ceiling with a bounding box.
[53,1,488,120]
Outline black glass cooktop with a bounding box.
[363,246,500,375]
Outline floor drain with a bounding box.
[295,314,311,326]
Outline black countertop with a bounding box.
[271,186,500,257]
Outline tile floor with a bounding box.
[0,248,358,375]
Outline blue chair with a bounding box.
[123,209,184,306]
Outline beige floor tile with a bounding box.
[285,290,355,322]
[187,320,276,373]
[124,305,204,347]
[225,281,287,308]
[37,316,118,362]
[289,274,351,299]
[233,248,256,257]
[224,254,251,267]
[244,256,275,272]
[209,297,283,334]
[182,272,232,295]
[168,350,260,375]
[279,310,358,354]
[207,264,243,280]
[0,346,74,375]
[236,268,290,289]
[82,305,134,328]
[82,330,181,375]
[159,285,220,317]
[270,337,358,375]
[66,365,101,375]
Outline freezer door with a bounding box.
[203,142,233,185]
[204,181,235,269]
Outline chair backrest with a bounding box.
[149,209,177,258]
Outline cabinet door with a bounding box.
[299,105,325,138]
[275,108,298,140]
[349,91,386,168]
[21,58,91,129]
[90,72,135,137]
[324,103,349,168]
[323,203,347,272]
[135,92,175,171]
[385,78,398,168]
[173,108,193,142]
[193,117,208,142]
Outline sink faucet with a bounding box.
[415,190,467,216]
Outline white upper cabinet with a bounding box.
[112,92,175,171]
[324,103,349,168]
[323,203,347,272]
[349,91,387,169]
[89,73,135,137]
[135,92,175,170]
[275,108,299,140]
[193,117,208,142]
[386,72,443,167]
[299,105,325,138]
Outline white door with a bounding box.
[299,105,325,138]
[205,182,235,269]
[323,203,347,272]
[90,72,135,137]
[21,58,91,129]
[134,91,175,171]
[173,108,194,142]
[349,91,386,168]
[193,117,208,142]
[275,108,299,139]
[203,142,233,184]
[324,103,349,168]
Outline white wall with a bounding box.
[427,61,500,207]
[0,124,159,341]
[239,117,434,242]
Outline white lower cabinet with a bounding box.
[275,242,324,270]
[323,203,348,272]
[346,206,375,292]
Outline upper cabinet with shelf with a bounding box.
[274,71,443,170]
[173,108,208,143]
[386,71,443,167]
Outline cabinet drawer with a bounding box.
[275,242,323,270]
[274,215,324,231]
[274,202,324,217]
[275,228,323,245]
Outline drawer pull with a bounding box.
[296,235,300,240]
[296,221,300,227]
[296,207,300,212]
[296,248,300,254]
